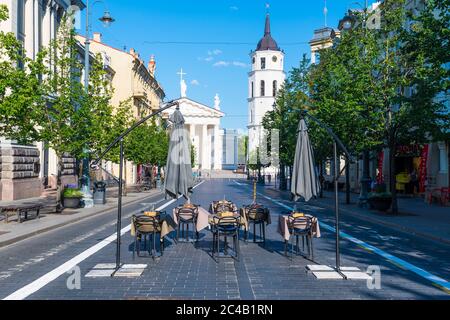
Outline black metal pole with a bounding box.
[116,139,124,271]
[334,142,340,270]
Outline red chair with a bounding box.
[440,188,450,206]
[427,188,442,204]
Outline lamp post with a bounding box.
[81,0,115,208]
[340,0,372,208]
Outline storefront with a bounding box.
[377,144,429,194]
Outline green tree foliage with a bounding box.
[38,14,87,162]
[0,5,46,144]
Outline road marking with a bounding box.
[3,181,205,300]
[234,180,450,293]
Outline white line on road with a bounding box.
[3,180,205,300]
[233,180,450,293]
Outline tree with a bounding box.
[309,0,449,213]
[0,5,46,144]
[262,55,311,190]
[35,14,89,210]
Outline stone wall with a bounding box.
[0,145,42,200]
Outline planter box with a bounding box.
[368,197,392,212]
[63,197,81,209]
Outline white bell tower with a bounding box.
[248,12,285,157]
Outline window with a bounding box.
[17,0,25,37]
[251,81,254,98]
[273,80,277,97]
[261,57,266,70]
[260,80,265,96]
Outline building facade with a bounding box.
[0,0,85,201]
[247,13,285,157]
[76,33,166,185]
[220,129,238,171]
[163,97,224,172]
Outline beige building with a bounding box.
[0,0,85,201]
[76,33,166,184]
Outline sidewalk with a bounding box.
[0,189,163,248]
[267,185,450,245]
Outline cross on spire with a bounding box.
[266,3,270,14]
[177,68,187,82]
[324,0,328,27]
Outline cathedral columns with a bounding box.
[201,125,209,170]
[214,125,221,170]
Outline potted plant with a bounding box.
[63,188,84,209]
[368,183,392,212]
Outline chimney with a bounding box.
[93,32,102,43]
[148,55,156,75]
[129,48,136,57]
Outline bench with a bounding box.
[0,204,43,223]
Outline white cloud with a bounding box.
[213,61,230,67]
[232,61,248,68]
[230,6,239,11]
[191,79,200,86]
[208,49,222,56]
[204,56,214,62]
[213,60,248,68]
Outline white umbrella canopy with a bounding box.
[164,108,194,200]
[291,118,320,202]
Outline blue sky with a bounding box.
[79,0,359,131]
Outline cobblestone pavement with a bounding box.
[0,179,449,300]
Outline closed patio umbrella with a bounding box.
[165,107,194,200]
[291,118,320,202]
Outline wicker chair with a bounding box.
[211,216,240,262]
[244,205,267,245]
[210,200,237,215]
[285,214,314,260]
[132,214,163,259]
[175,205,199,243]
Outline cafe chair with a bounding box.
[286,214,314,260]
[211,200,237,215]
[244,205,267,245]
[175,205,199,243]
[132,214,163,259]
[212,216,240,262]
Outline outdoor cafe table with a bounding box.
[130,213,177,239]
[172,206,211,232]
[277,214,321,242]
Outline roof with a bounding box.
[256,14,280,52]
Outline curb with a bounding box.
[0,190,164,249]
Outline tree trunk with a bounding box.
[389,143,399,214]
[280,163,287,190]
[346,158,351,204]
[319,161,324,198]
[56,157,63,212]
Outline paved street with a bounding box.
[0,179,449,300]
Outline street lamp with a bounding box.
[340,1,373,207]
[81,0,115,208]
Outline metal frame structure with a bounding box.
[300,110,355,279]
[91,100,180,273]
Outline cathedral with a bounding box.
[247,12,286,159]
